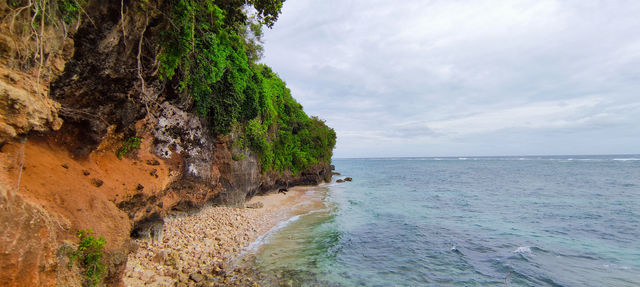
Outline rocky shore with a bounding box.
[123,186,323,286]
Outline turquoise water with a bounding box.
[250,156,640,286]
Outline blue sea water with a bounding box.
[250,156,640,286]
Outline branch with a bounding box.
[137,12,148,95]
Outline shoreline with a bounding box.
[123,185,328,286]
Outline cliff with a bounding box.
[0,0,334,286]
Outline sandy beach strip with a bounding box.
[123,185,326,286]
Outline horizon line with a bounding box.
[332,153,640,160]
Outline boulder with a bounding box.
[245,202,264,209]
[344,177,353,182]
[189,272,204,283]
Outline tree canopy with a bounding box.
[158,0,335,173]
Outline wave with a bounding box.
[513,246,533,255]
[613,158,640,161]
[243,209,330,254]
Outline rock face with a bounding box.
[0,73,63,144]
[0,190,60,286]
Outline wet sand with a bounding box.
[123,186,326,286]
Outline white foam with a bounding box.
[613,158,640,161]
[243,214,304,254]
[513,246,532,254]
[242,208,329,254]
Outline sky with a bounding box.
[260,0,640,158]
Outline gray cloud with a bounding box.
[262,0,640,157]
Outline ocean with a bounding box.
[247,156,640,286]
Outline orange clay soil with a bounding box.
[13,131,178,249]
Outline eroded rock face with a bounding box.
[0,193,59,287]
[0,69,63,145]
[0,0,74,145]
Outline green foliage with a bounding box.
[57,0,85,24]
[116,136,142,159]
[9,0,86,24]
[158,0,335,174]
[66,229,107,287]
[243,65,336,174]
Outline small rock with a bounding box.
[91,178,104,187]
[189,273,204,283]
[344,177,353,182]
[61,164,69,169]
[332,172,341,175]
[336,179,344,183]
[150,169,158,177]
[178,273,189,283]
[152,251,166,264]
[146,159,161,166]
[137,184,144,190]
[82,170,90,176]
[245,202,264,209]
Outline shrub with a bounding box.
[66,229,107,287]
[116,136,142,159]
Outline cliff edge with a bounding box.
[0,1,335,286]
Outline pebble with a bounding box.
[122,200,304,286]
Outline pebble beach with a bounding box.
[123,186,324,286]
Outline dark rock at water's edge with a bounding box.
[336,179,344,183]
[344,177,353,182]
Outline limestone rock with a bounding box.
[189,272,204,283]
[0,73,62,144]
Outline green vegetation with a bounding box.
[6,0,86,71]
[242,65,336,173]
[157,0,336,174]
[116,136,142,159]
[57,0,85,24]
[65,229,107,287]
[7,0,86,26]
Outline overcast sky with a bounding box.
[261,0,640,158]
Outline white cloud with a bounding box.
[262,0,640,157]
